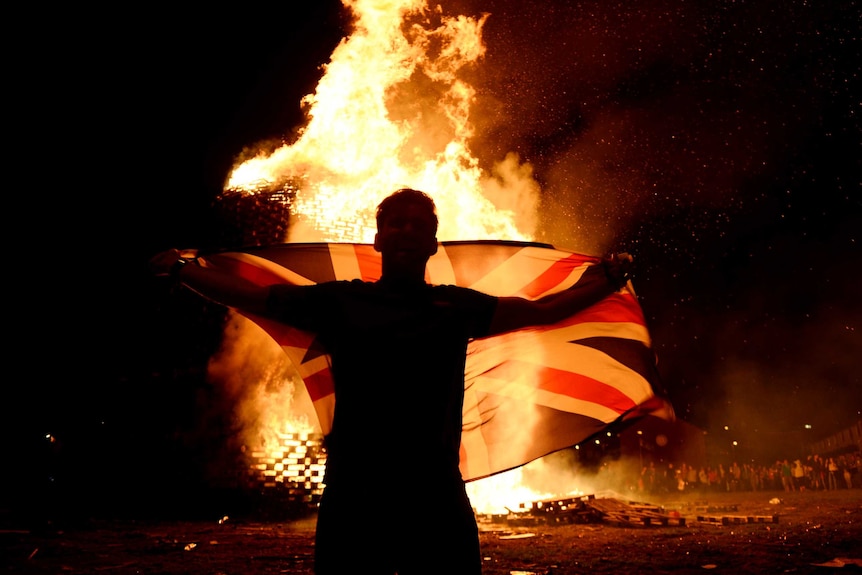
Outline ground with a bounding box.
[3,489,861,574]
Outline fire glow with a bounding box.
[214,0,585,515]
[226,0,540,245]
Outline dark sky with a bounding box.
[9,1,860,511]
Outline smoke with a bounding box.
[480,152,541,239]
[689,284,862,459]
[200,0,858,490]
[206,312,319,450]
[455,0,861,443]
[521,450,643,499]
[467,449,647,514]
[453,0,835,254]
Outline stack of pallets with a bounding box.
[247,432,327,506]
[507,494,602,525]
[695,513,779,525]
[583,497,686,527]
[689,501,779,524]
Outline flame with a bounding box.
[226,0,539,244]
[217,0,562,513]
[465,465,578,517]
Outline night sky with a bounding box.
[9,1,859,516]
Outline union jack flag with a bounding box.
[199,241,671,482]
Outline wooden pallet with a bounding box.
[696,514,779,525]
[584,498,686,527]
[511,494,602,525]
[694,504,739,514]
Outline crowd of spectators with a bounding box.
[636,450,862,495]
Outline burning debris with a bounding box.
[478,492,689,528]
[472,490,792,529]
[246,432,327,508]
[216,181,299,246]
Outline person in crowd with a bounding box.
[792,459,806,490]
[827,457,840,490]
[841,455,854,490]
[808,455,824,491]
[781,459,795,492]
[150,188,633,575]
[717,463,728,492]
[852,453,862,488]
[698,466,709,491]
[729,461,741,492]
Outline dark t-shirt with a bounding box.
[266,278,497,487]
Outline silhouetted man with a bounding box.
[150,188,632,574]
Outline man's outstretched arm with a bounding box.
[149,248,273,316]
[488,253,633,335]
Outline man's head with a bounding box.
[375,188,438,233]
[374,188,439,276]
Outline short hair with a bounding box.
[376,188,438,232]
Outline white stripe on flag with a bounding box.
[461,247,552,295]
[467,323,654,403]
[329,244,363,280]
[280,345,332,379]
[468,371,624,422]
[427,246,457,285]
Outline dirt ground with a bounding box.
[3,489,861,575]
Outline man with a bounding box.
[150,188,632,574]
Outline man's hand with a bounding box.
[602,252,634,290]
[149,248,182,276]
[149,248,198,277]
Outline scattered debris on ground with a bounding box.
[478,491,786,528]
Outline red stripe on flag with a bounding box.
[354,244,382,282]
[520,253,596,299]
[538,368,636,413]
[483,360,636,414]
[572,292,646,324]
[304,370,335,402]
[205,254,284,287]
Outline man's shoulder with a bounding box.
[430,283,497,305]
[269,279,371,302]
[430,283,480,295]
[273,279,370,290]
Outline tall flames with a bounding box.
[226,0,539,244]
[211,0,583,514]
